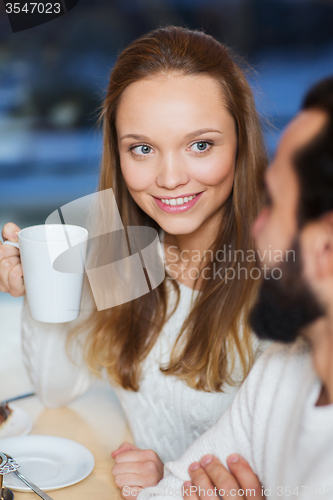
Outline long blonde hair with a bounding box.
[69,26,267,392]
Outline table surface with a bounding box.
[0,295,131,499]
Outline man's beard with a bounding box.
[249,237,325,343]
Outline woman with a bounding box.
[0,26,268,497]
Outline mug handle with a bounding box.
[3,241,19,249]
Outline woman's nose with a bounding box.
[155,154,189,190]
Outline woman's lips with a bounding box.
[153,191,204,214]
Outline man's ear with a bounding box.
[309,212,333,280]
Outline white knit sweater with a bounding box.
[21,230,267,463]
[138,340,333,500]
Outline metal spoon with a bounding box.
[0,453,15,500]
[3,455,54,500]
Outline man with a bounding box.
[134,77,333,500]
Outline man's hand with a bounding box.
[184,454,264,500]
[111,442,164,500]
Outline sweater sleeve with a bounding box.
[21,294,97,408]
[138,344,275,500]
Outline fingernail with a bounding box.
[228,454,239,463]
[189,462,200,471]
[184,481,191,487]
[200,454,213,466]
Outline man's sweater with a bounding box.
[138,340,333,500]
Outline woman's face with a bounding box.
[116,73,237,235]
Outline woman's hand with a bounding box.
[111,442,164,500]
[0,223,25,297]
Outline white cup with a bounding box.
[4,224,88,323]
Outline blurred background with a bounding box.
[0,0,333,229]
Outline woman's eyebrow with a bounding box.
[184,128,223,139]
[119,129,223,142]
[119,133,151,141]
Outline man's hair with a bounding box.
[294,76,333,226]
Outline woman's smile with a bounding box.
[152,191,204,213]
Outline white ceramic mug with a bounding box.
[4,224,88,323]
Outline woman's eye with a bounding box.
[189,141,211,153]
[131,145,153,156]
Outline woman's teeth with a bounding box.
[160,194,197,206]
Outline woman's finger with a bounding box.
[112,442,139,459]
[115,471,159,489]
[2,223,20,242]
[8,262,24,297]
[114,449,159,464]
[0,243,20,262]
[0,239,24,295]
[0,255,20,292]
[112,461,162,488]
[115,472,143,488]
[112,460,160,477]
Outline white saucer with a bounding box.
[0,405,32,439]
[0,435,95,491]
